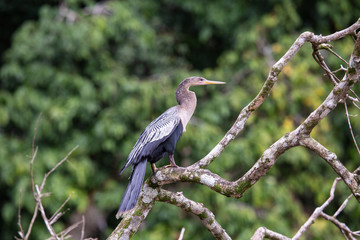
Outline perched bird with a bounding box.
[116,76,225,218]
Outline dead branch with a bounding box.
[107,182,158,240]
[177,227,185,240]
[16,143,97,240]
[49,193,72,225]
[252,177,360,240]
[23,146,40,240]
[344,101,360,155]
[16,189,24,240]
[300,137,360,200]
[292,178,341,240]
[293,177,360,240]
[39,146,79,192]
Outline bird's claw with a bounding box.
[151,163,157,173]
[163,164,178,168]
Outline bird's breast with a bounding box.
[178,107,195,132]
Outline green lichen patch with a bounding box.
[199,211,208,220]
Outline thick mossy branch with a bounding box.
[108,183,159,240]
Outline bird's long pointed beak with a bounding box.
[203,80,226,85]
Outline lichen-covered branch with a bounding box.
[157,189,231,240]
[107,182,159,240]
[251,227,290,240]
[300,137,360,201]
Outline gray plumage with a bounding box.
[120,107,180,174]
[116,77,225,218]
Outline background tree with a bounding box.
[0,0,359,239]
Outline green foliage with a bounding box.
[0,0,359,239]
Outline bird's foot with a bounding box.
[163,163,178,169]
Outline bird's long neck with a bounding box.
[176,83,197,130]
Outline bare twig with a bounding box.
[36,184,59,239]
[49,193,72,225]
[16,189,24,240]
[292,178,340,240]
[39,146,79,191]
[178,227,185,240]
[57,219,83,239]
[333,194,353,218]
[81,215,86,240]
[253,176,359,240]
[23,115,41,240]
[344,101,360,155]
[31,114,42,157]
[317,43,349,65]
[320,212,359,240]
[312,48,340,85]
[25,146,40,240]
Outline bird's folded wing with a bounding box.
[120,107,180,173]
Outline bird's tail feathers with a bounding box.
[119,161,130,175]
[116,159,147,219]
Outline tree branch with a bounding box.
[292,178,340,240]
[251,227,290,240]
[157,189,231,240]
[300,137,360,201]
[107,182,159,240]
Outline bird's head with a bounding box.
[176,76,225,105]
[183,76,226,87]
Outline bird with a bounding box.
[116,76,225,218]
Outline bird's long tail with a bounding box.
[116,160,147,219]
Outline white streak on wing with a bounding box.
[125,107,180,166]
